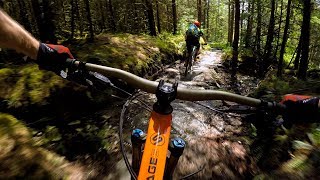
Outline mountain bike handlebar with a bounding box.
[71,60,285,110]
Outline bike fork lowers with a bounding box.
[131,80,185,180]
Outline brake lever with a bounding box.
[226,105,257,114]
[63,63,113,90]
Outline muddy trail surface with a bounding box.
[104,49,261,179]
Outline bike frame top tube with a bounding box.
[71,61,284,109]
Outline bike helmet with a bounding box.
[194,20,201,28]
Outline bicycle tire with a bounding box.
[184,46,196,76]
[184,55,191,76]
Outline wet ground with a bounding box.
[106,49,260,179]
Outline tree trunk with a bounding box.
[131,0,139,33]
[84,0,94,42]
[215,0,220,40]
[69,0,75,40]
[228,0,231,44]
[99,0,106,31]
[274,0,284,58]
[232,0,240,75]
[256,0,262,76]
[298,0,312,79]
[17,0,32,33]
[61,2,67,26]
[263,0,276,73]
[244,0,254,47]
[31,0,57,43]
[145,0,157,36]
[294,37,302,70]
[277,0,292,77]
[172,0,177,34]
[197,0,202,22]
[75,0,83,36]
[228,0,234,45]
[107,0,116,32]
[240,0,244,45]
[206,0,210,39]
[156,0,161,34]
[203,0,207,28]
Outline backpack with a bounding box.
[186,24,200,40]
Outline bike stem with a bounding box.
[153,80,178,115]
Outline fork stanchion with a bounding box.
[131,128,146,178]
[164,137,186,180]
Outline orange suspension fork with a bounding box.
[137,80,178,180]
[138,111,172,180]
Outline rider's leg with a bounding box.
[196,43,200,56]
[185,41,192,67]
[195,43,201,60]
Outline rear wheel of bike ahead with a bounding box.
[185,46,196,77]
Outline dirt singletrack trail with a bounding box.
[160,49,258,179]
[106,49,260,180]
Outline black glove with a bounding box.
[281,94,320,123]
[36,43,74,75]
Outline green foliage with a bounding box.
[74,33,182,74]
[252,71,320,178]
[252,72,320,101]
[220,45,233,61]
[0,113,77,178]
[0,113,30,140]
[240,48,254,58]
[0,64,66,108]
[156,33,185,55]
[209,42,230,50]
[277,126,320,178]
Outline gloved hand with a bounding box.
[36,43,74,75]
[281,94,320,123]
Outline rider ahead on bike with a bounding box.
[185,20,203,65]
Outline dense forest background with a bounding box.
[1,0,320,179]
[1,0,320,78]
